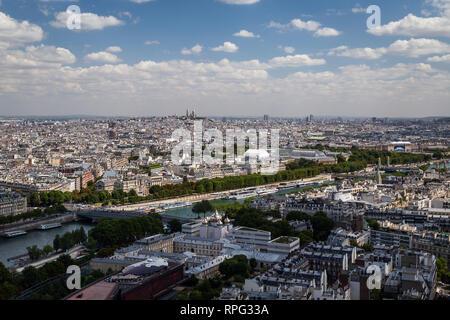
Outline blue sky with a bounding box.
[0,0,449,117]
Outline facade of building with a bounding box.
[182,221,202,237]
[173,237,224,257]
[134,234,176,253]
[267,236,300,255]
[0,190,27,217]
[370,229,412,248]
[231,226,272,250]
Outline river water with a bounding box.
[0,222,94,267]
[0,185,314,267]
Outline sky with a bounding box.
[0,0,449,118]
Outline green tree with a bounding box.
[53,234,61,252]
[371,288,382,300]
[436,257,450,283]
[27,245,43,261]
[349,239,358,247]
[297,230,313,245]
[0,262,10,283]
[366,219,380,231]
[56,254,73,268]
[96,247,116,258]
[189,290,203,300]
[433,150,444,160]
[43,245,54,256]
[192,200,213,218]
[128,189,138,198]
[21,266,41,288]
[311,212,335,241]
[168,219,182,233]
[29,192,41,207]
[286,211,311,222]
[86,236,97,252]
[336,154,346,163]
[0,281,17,300]
[219,255,250,279]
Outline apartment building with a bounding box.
[173,236,224,257]
[0,190,27,217]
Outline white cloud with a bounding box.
[85,51,122,64]
[211,42,239,53]
[427,54,450,62]
[50,11,124,30]
[106,46,122,53]
[217,0,260,4]
[268,21,286,30]
[181,44,203,55]
[24,45,75,64]
[1,45,76,68]
[119,12,133,19]
[352,8,366,13]
[351,4,366,14]
[269,17,341,37]
[233,29,259,38]
[2,58,447,117]
[368,1,450,38]
[328,46,386,59]
[291,18,321,31]
[281,46,295,54]
[145,40,160,45]
[388,38,450,58]
[314,27,341,37]
[0,11,44,46]
[329,38,450,59]
[1,11,448,117]
[268,54,326,68]
[368,13,450,37]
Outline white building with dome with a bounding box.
[199,210,233,240]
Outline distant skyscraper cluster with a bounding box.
[186,109,196,120]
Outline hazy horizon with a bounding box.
[1,0,450,117]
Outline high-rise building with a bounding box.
[376,157,382,184]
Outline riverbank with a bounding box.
[13,245,85,272]
[0,212,78,235]
[104,174,333,212]
[0,222,94,267]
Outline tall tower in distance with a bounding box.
[377,167,382,185]
[377,157,382,184]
